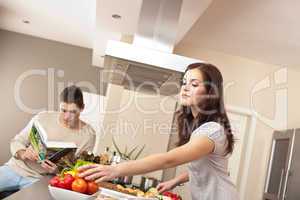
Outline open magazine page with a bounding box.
[29,123,47,161]
[29,121,77,164]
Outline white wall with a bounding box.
[95,84,177,184]
[0,30,101,164]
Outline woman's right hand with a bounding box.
[156,179,178,193]
[78,164,120,183]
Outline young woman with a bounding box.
[79,63,239,200]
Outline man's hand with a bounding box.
[17,146,39,161]
[41,160,58,174]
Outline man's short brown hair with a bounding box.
[60,85,84,109]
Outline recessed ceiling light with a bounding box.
[22,20,30,24]
[112,14,121,19]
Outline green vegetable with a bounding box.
[74,159,94,169]
[155,195,164,200]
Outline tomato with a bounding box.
[49,176,60,187]
[57,179,69,190]
[63,174,75,190]
[86,181,98,195]
[49,174,75,190]
[71,178,88,194]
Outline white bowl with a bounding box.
[48,185,99,200]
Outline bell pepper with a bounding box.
[162,191,182,200]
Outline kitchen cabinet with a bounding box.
[263,129,300,200]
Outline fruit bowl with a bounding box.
[48,185,99,200]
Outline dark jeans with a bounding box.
[0,189,19,199]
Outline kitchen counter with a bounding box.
[5,177,53,200]
[4,177,160,200]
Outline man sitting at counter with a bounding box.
[0,85,96,197]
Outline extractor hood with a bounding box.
[102,0,201,95]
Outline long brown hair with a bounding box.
[176,63,234,155]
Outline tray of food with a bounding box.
[97,182,181,200]
[98,182,157,199]
[47,150,182,200]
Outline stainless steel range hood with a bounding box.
[103,0,201,95]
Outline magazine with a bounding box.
[29,120,77,163]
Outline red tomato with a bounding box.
[86,181,98,195]
[49,174,75,190]
[63,174,75,190]
[71,178,88,194]
[49,176,60,187]
[57,180,69,189]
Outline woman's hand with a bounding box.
[78,164,120,183]
[156,179,178,193]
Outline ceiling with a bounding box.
[0,0,298,66]
[0,0,212,66]
[0,0,95,48]
[179,0,300,66]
